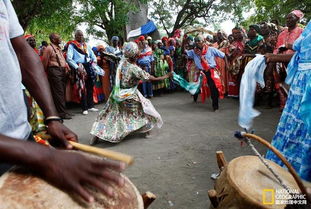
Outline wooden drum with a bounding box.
[213,156,301,209]
[0,159,143,209]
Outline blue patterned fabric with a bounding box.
[266,20,311,181]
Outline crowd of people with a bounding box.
[22,9,310,181]
[25,10,306,121]
[1,0,310,204]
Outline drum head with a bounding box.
[227,156,300,208]
[0,168,143,209]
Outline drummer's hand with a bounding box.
[42,150,126,203]
[46,121,78,149]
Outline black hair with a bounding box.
[41,41,48,46]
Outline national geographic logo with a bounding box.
[262,189,307,205]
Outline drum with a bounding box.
[213,156,301,209]
[0,154,143,209]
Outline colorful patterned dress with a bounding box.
[274,26,303,110]
[227,40,245,97]
[90,60,160,143]
[266,21,311,181]
[174,46,185,79]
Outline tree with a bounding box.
[250,0,311,24]
[78,0,146,41]
[12,0,75,29]
[12,0,78,43]
[149,0,252,37]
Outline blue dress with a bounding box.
[266,21,311,181]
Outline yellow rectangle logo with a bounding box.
[262,189,275,205]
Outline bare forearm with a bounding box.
[267,53,294,63]
[149,75,167,81]
[0,134,51,171]
[11,36,58,117]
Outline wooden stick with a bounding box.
[216,151,227,171]
[142,191,156,209]
[69,141,134,165]
[208,189,218,208]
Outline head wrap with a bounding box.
[186,35,194,41]
[195,35,204,42]
[92,46,98,54]
[134,39,139,44]
[138,35,145,42]
[249,24,261,33]
[266,23,278,33]
[111,36,119,43]
[161,36,168,42]
[205,34,213,41]
[24,34,34,40]
[290,10,304,20]
[123,42,139,58]
[155,40,162,45]
[173,29,182,38]
[97,45,105,51]
[168,38,176,45]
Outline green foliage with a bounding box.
[251,0,311,24]
[79,0,140,42]
[12,0,78,43]
[149,0,253,36]
[13,0,310,45]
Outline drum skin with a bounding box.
[0,165,143,209]
[214,156,301,209]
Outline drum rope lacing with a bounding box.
[235,131,295,197]
[243,136,292,193]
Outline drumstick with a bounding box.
[68,141,134,165]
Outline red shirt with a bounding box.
[274,26,303,54]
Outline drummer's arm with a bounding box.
[0,134,126,203]
[265,53,294,63]
[0,134,51,171]
[10,36,77,148]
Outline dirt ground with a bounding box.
[64,91,280,209]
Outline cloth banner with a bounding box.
[238,54,266,130]
[172,72,202,95]
[127,20,157,39]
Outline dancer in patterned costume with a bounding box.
[90,42,171,144]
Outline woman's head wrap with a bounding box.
[195,35,205,42]
[290,10,304,20]
[138,35,145,42]
[123,42,139,58]
[111,36,119,42]
[161,36,168,42]
[97,45,105,51]
[249,24,261,33]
